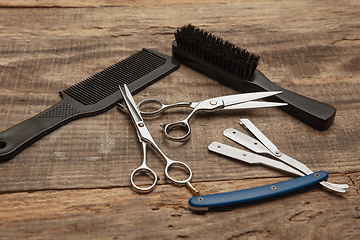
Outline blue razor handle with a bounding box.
[188,171,328,211]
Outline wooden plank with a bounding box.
[0,173,359,239]
[0,0,285,8]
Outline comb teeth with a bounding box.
[174,24,260,79]
[63,50,166,105]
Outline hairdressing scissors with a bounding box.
[118,91,287,142]
[118,84,199,195]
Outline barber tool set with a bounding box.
[0,24,348,211]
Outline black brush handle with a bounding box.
[172,41,336,130]
[244,70,336,130]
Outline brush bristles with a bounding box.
[174,24,260,79]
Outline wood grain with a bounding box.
[0,173,359,239]
[0,0,359,239]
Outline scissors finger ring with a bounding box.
[117,99,192,117]
[161,120,191,142]
[137,99,167,116]
[138,99,192,116]
[131,165,158,193]
[164,159,193,185]
[130,141,158,193]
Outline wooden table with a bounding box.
[0,1,359,239]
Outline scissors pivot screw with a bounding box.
[138,123,144,127]
[210,100,218,105]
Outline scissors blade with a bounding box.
[119,85,143,123]
[222,101,287,110]
[220,91,283,107]
[119,84,157,144]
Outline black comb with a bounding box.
[0,49,180,162]
[173,24,336,131]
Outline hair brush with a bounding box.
[172,24,336,130]
[0,49,179,162]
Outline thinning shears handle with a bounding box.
[137,99,192,116]
[188,171,328,211]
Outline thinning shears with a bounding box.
[188,119,349,211]
[119,85,198,195]
[118,91,287,142]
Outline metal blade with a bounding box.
[320,181,347,193]
[120,85,143,122]
[224,128,270,154]
[224,127,315,174]
[277,153,314,175]
[208,142,304,176]
[119,85,157,145]
[239,118,281,157]
[220,91,283,107]
[223,101,287,110]
[277,153,349,190]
